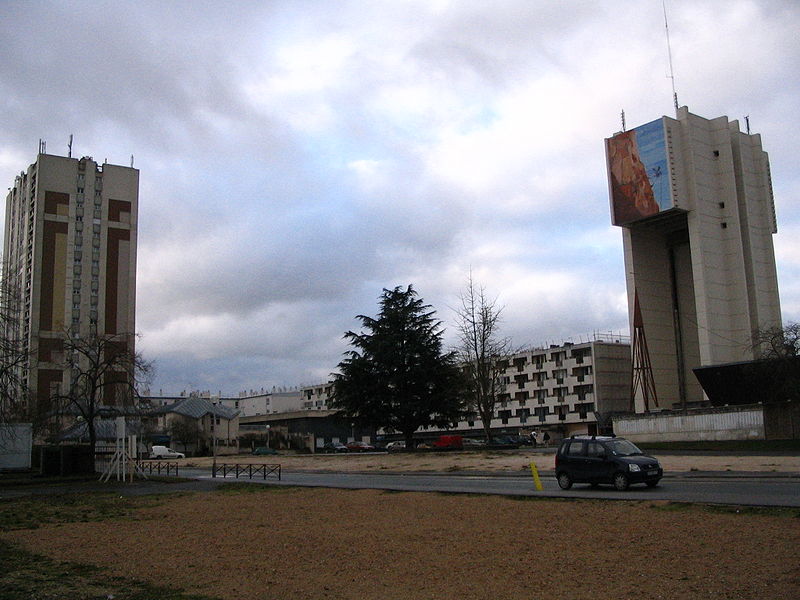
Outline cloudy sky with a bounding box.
[2,1,799,396]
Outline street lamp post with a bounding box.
[266,425,271,449]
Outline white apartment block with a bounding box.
[436,336,632,438]
[301,382,334,410]
[301,337,631,439]
[217,390,303,417]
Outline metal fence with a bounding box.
[136,460,180,476]
[212,463,281,480]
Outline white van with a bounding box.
[149,445,185,459]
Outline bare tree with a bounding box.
[752,322,800,360]
[453,275,512,443]
[168,416,201,456]
[52,330,153,471]
[751,322,800,402]
[0,274,32,434]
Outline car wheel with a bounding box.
[557,472,573,490]
[613,472,630,491]
[646,480,660,488]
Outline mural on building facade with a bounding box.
[607,117,672,225]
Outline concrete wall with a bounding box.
[613,405,764,442]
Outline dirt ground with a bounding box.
[185,448,800,474]
[3,486,798,599]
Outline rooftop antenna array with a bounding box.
[663,0,679,114]
[621,109,626,132]
[130,154,134,168]
[745,115,751,134]
[38,139,46,155]
[68,134,73,158]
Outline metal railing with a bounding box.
[212,463,281,481]
[136,460,180,476]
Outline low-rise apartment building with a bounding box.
[301,382,334,410]
[463,335,632,438]
[296,336,632,442]
[218,390,303,417]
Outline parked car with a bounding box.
[461,438,486,448]
[386,441,406,452]
[321,442,348,454]
[555,435,662,491]
[489,436,519,448]
[251,446,279,456]
[432,435,463,449]
[346,441,375,452]
[149,445,185,459]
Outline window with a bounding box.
[566,441,584,456]
[587,442,604,458]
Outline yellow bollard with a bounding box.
[530,461,543,491]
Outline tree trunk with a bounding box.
[482,419,492,443]
[88,419,97,473]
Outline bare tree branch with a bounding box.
[452,273,512,442]
[50,330,154,471]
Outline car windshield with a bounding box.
[607,439,643,456]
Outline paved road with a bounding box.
[185,468,800,507]
[2,468,798,507]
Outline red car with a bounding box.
[346,441,375,452]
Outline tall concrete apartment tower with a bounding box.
[3,150,138,415]
[606,107,782,412]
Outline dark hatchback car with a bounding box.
[321,442,348,454]
[555,436,662,491]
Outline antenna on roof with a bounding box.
[68,134,73,158]
[38,139,46,154]
[745,115,750,134]
[621,109,626,132]
[663,0,679,114]
[130,154,134,168]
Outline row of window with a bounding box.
[485,401,596,425]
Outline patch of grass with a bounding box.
[0,492,165,532]
[0,472,99,488]
[648,501,800,518]
[0,539,219,600]
[214,482,296,494]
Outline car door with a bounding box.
[564,440,588,482]
[586,441,614,483]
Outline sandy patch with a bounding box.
[3,487,798,600]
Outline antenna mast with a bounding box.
[663,0,679,114]
[68,134,73,158]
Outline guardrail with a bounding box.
[212,463,281,481]
[136,460,180,476]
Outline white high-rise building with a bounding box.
[606,107,781,411]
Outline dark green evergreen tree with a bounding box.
[332,285,465,449]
